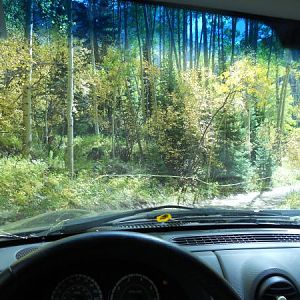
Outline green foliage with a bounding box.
[285,128,300,169]
[0,157,174,224]
[0,157,47,221]
[281,192,300,209]
[0,135,22,156]
[0,0,299,223]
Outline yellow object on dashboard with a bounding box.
[156,214,172,223]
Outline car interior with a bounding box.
[0,0,300,300]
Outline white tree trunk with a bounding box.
[66,0,74,177]
[111,94,116,159]
[88,0,100,135]
[22,0,33,157]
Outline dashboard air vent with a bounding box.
[94,221,195,232]
[116,221,190,229]
[172,233,300,246]
[16,246,39,260]
[257,276,299,300]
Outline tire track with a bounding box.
[199,183,300,210]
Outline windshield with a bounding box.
[0,0,300,229]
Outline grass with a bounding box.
[0,157,178,225]
[1,135,299,225]
[0,155,225,225]
[273,163,300,187]
[281,192,300,209]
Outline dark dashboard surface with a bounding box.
[38,260,186,300]
[1,228,300,299]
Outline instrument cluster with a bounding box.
[51,272,162,300]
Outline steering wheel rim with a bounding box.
[0,231,240,300]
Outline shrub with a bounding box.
[281,192,300,209]
[0,157,47,220]
[0,157,173,223]
[0,135,22,156]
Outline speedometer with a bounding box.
[111,274,160,300]
[51,274,103,300]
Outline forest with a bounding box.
[0,0,300,223]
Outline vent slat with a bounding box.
[173,234,300,246]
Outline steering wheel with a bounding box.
[0,231,240,300]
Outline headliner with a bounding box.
[150,0,300,21]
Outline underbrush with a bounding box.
[1,147,298,225]
[273,162,300,187]
[0,157,176,224]
[281,192,300,209]
[0,156,226,224]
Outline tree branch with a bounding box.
[200,90,236,144]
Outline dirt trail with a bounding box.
[199,182,300,209]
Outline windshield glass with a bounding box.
[0,0,299,229]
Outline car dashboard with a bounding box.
[1,227,300,299]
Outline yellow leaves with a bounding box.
[221,71,230,81]
[257,124,277,151]
[256,98,267,109]
[286,128,300,169]
[218,84,230,94]
[144,60,159,78]
[224,58,263,94]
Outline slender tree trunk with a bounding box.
[276,65,290,161]
[143,5,152,62]
[210,15,217,72]
[245,19,249,52]
[177,10,181,69]
[220,16,225,71]
[182,10,187,71]
[169,11,173,89]
[117,1,122,46]
[44,27,51,148]
[22,0,33,157]
[248,20,258,59]
[166,9,180,70]
[126,82,144,160]
[217,16,221,72]
[159,7,162,66]
[275,49,280,105]
[247,101,251,160]
[45,97,49,146]
[194,12,198,68]
[92,1,100,62]
[189,11,193,69]
[111,94,116,159]
[208,15,213,66]
[124,1,128,51]
[88,0,99,135]
[66,0,74,177]
[112,0,115,41]
[135,5,146,121]
[143,5,156,117]
[252,21,259,59]
[196,26,203,68]
[0,0,7,39]
[202,12,208,68]
[150,7,157,65]
[231,17,237,65]
[279,66,291,132]
[162,8,165,62]
[216,16,225,72]
[267,31,273,78]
